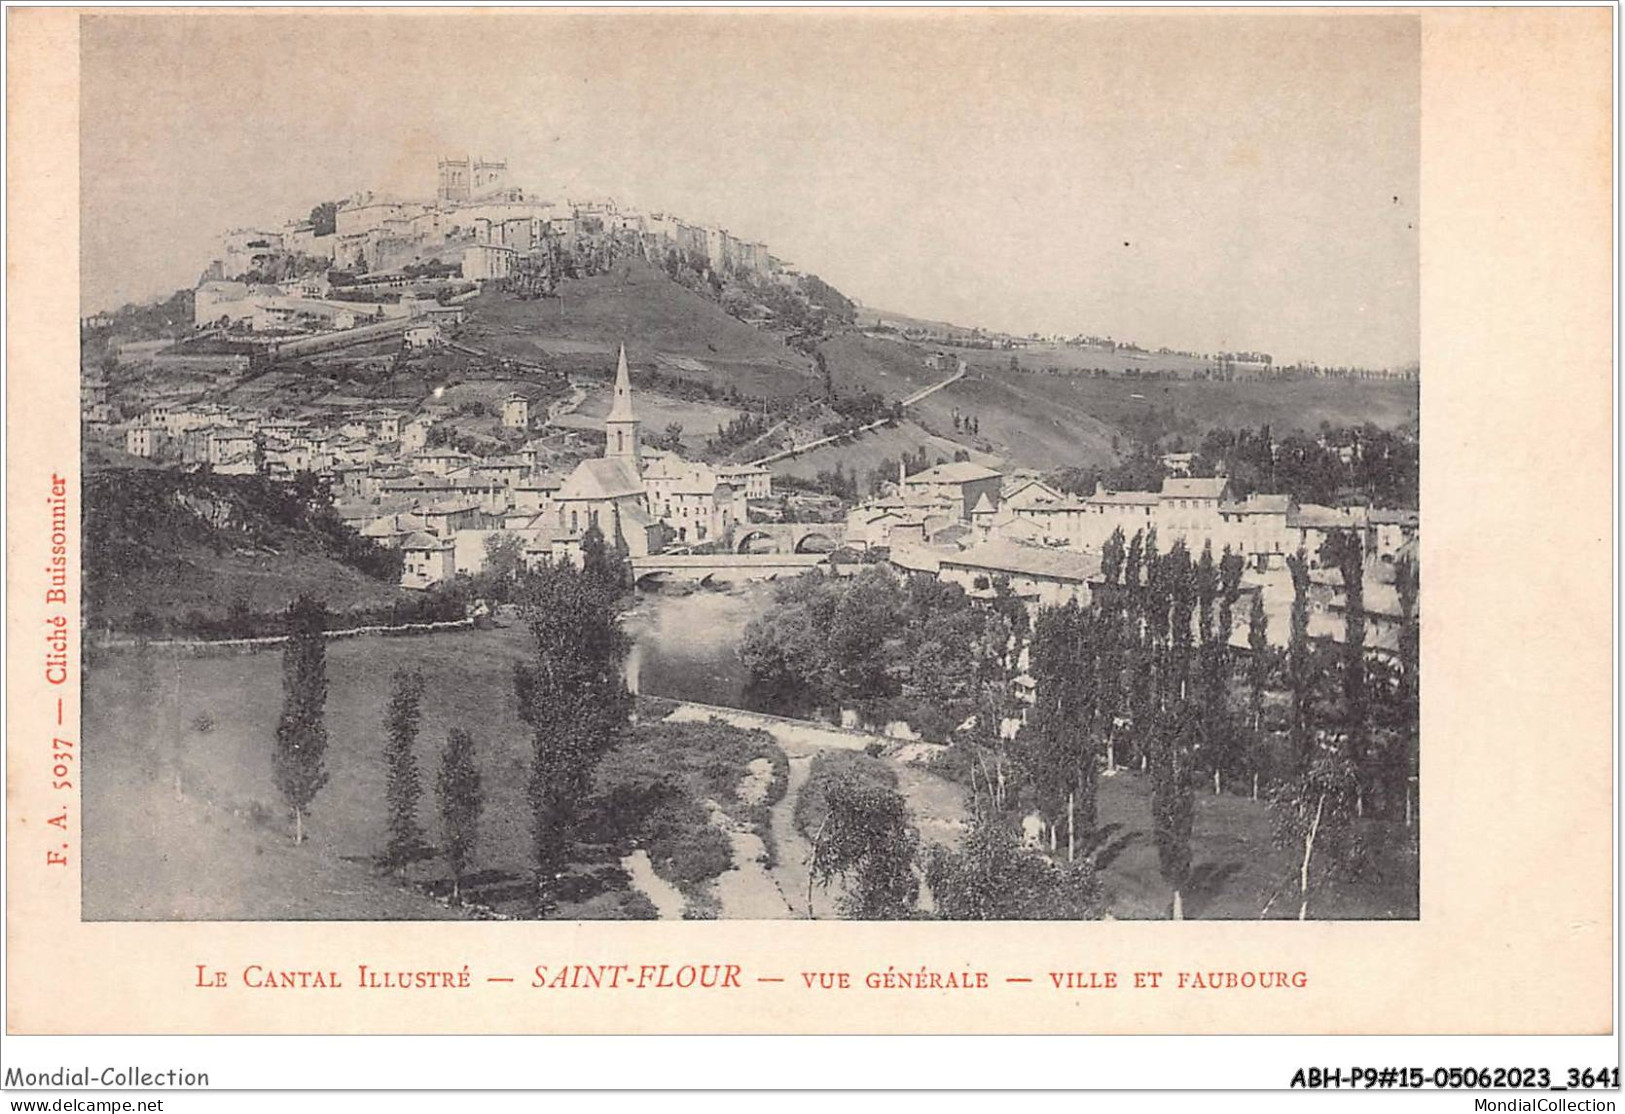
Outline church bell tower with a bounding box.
[605,344,641,469]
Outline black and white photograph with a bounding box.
[75,10,1424,925]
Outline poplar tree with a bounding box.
[274,595,330,845]
[1203,546,1245,791]
[1285,548,1315,772]
[1269,543,1364,918]
[1246,592,1272,797]
[1151,542,1197,918]
[438,728,483,904]
[514,563,631,914]
[1097,529,1128,771]
[1027,601,1098,856]
[381,668,430,874]
[1393,554,1421,823]
[1323,530,1370,810]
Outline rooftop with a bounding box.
[558,457,646,502]
[1161,477,1230,499]
[906,461,1004,485]
[941,541,1100,583]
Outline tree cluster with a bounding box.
[739,567,1021,735]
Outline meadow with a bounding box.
[82,620,1416,922]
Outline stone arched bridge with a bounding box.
[733,522,847,554]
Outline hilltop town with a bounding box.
[80,152,1420,925]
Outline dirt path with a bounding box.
[621,849,686,919]
[765,753,846,919]
[547,383,589,424]
[707,799,796,919]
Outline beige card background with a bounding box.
[5,6,1614,1035]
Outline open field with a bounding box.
[766,418,1000,483]
[84,626,543,919]
[556,383,749,454]
[1078,766,1416,920]
[84,619,1415,921]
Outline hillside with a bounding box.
[84,469,407,631]
[461,259,817,398]
[462,268,1417,475]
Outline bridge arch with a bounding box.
[736,529,781,554]
[794,531,839,554]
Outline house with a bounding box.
[937,542,1100,608]
[1157,476,1230,547]
[473,454,532,488]
[642,455,741,544]
[1217,493,1296,569]
[1288,504,1368,567]
[420,500,486,538]
[414,447,476,477]
[847,506,918,548]
[401,417,436,453]
[1160,451,1196,477]
[380,474,461,503]
[209,430,260,470]
[1075,485,1159,550]
[716,463,772,500]
[1000,478,1063,511]
[124,425,157,458]
[1367,508,1420,562]
[405,323,443,349]
[511,473,562,515]
[400,532,455,589]
[887,545,948,579]
[502,395,531,430]
[901,461,1005,521]
[359,512,425,547]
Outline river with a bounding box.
[622,580,811,715]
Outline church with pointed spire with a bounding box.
[550,343,759,563]
[604,344,641,467]
[552,345,659,560]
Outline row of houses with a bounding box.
[193,279,469,335]
[338,348,771,589]
[847,457,1416,572]
[996,476,1417,569]
[884,534,1416,660]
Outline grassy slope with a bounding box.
[1083,767,1419,920]
[463,260,816,398]
[93,551,407,628]
[83,627,792,920]
[449,263,1417,475]
[767,419,999,483]
[84,627,542,919]
[81,623,1417,921]
[84,469,408,626]
[557,384,748,455]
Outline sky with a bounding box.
[80,10,1419,368]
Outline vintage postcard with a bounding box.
[4,6,1613,1040]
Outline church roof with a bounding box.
[558,457,645,501]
